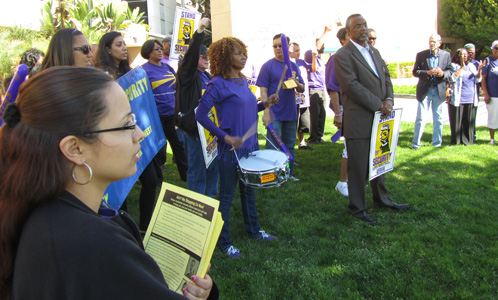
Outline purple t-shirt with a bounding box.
[199,70,210,94]
[304,50,326,89]
[160,56,178,71]
[483,56,498,97]
[141,62,176,116]
[325,54,340,92]
[460,64,477,104]
[325,54,342,107]
[196,76,264,162]
[256,58,304,121]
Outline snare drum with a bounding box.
[237,149,290,188]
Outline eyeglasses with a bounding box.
[368,37,377,41]
[494,47,498,50]
[85,113,137,137]
[74,45,91,55]
[200,54,208,59]
[273,44,283,49]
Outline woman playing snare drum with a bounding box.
[195,37,278,258]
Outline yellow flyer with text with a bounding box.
[143,184,223,295]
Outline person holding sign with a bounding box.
[0,67,217,300]
[334,14,409,226]
[176,18,219,198]
[196,37,278,258]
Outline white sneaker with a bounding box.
[490,139,495,145]
[289,175,300,182]
[335,182,349,197]
[225,245,241,258]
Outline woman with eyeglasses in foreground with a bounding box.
[41,28,93,70]
[0,67,216,299]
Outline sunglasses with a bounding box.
[74,45,91,55]
[273,44,283,49]
[368,37,377,41]
[200,54,208,59]
[154,47,163,51]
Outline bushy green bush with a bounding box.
[393,84,416,95]
[388,62,415,79]
[0,27,49,93]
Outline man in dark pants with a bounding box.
[304,25,331,144]
[334,14,409,225]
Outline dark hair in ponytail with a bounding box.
[0,67,113,299]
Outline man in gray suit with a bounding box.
[335,14,409,226]
[411,33,452,149]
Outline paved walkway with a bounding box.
[325,77,489,127]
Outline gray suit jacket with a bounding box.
[334,42,393,139]
[412,49,452,102]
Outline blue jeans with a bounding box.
[217,155,261,250]
[177,129,219,198]
[266,120,297,176]
[412,87,444,147]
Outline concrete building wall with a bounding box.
[147,0,177,36]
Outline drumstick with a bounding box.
[275,65,288,96]
[242,120,258,143]
[230,120,258,151]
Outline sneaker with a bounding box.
[289,175,300,182]
[490,139,495,145]
[335,181,349,197]
[257,230,277,241]
[225,245,241,258]
[411,145,419,150]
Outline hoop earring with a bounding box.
[72,162,93,185]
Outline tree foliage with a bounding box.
[441,0,498,58]
[40,0,147,43]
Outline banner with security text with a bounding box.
[103,67,166,209]
[368,108,402,181]
[170,7,201,61]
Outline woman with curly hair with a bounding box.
[195,37,278,258]
[95,31,131,79]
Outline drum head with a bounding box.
[238,149,288,172]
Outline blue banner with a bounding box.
[103,67,166,209]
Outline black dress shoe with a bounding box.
[376,202,410,211]
[298,145,315,150]
[355,215,377,226]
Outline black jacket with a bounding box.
[13,191,218,299]
[175,30,211,138]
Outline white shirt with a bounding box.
[350,39,379,78]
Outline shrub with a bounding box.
[388,62,415,79]
[393,84,416,95]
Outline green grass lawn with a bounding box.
[125,118,498,299]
